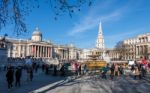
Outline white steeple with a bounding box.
[96,21,105,49]
[99,21,102,35]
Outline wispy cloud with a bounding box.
[105,28,145,48]
[74,39,95,49]
[68,1,125,36]
[66,0,146,48]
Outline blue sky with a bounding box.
[1,0,150,49]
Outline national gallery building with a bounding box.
[0,27,80,61]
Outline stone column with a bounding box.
[32,45,34,57]
[40,46,42,57]
[44,46,45,57]
[38,46,40,58]
[46,46,48,57]
[45,46,47,57]
[30,45,32,56]
[39,46,40,58]
[136,46,138,58]
[46,47,48,57]
[40,46,41,58]
[40,46,41,57]
[49,47,51,58]
[44,47,46,57]
[144,45,147,55]
[36,46,38,58]
[37,46,39,58]
[139,46,141,55]
[41,46,43,57]
[47,47,49,58]
[51,47,53,58]
[141,46,143,55]
[145,45,148,54]
[28,45,30,56]
[143,45,145,55]
[33,45,35,57]
[138,46,140,55]
[48,47,50,58]
[42,46,44,57]
[35,45,37,58]
[137,46,139,56]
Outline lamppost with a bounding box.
[0,34,8,65]
[0,34,8,48]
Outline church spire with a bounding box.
[96,21,105,49]
[99,21,102,35]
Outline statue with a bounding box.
[0,34,8,48]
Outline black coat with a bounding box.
[6,69,14,82]
[15,69,21,80]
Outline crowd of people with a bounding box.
[4,57,70,90]
[100,57,150,80]
[6,66,22,89]
[4,57,42,90]
[1,56,150,90]
[5,63,43,90]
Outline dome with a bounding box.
[31,27,42,42]
[32,27,42,36]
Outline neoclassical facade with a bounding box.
[5,28,53,58]
[105,49,120,61]
[54,44,80,61]
[1,27,79,61]
[123,33,150,60]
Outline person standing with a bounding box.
[15,67,22,87]
[29,68,33,81]
[81,64,87,75]
[78,64,81,76]
[141,57,148,77]
[110,63,115,80]
[60,64,65,76]
[119,65,124,76]
[101,64,109,79]
[45,64,49,75]
[42,64,45,72]
[74,63,78,76]
[6,67,14,89]
[53,65,57,76]
[114,64,119,77]
[133,66,140,79]
[83,64,87,75]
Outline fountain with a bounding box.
[102,53,111,63]
[83,51,107,70]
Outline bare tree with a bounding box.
[115,41,129,60]
[0,0,94,35]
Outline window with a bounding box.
[13,45,16,50]
[11,45,13,50]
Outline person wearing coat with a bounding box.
[15,67,22,87]
[6,68,14,89]
[133,66,140,79]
